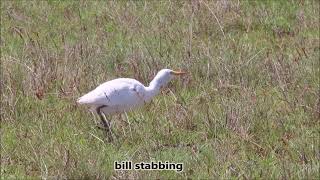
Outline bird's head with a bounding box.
[152,69,186,88]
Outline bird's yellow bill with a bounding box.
[171,70,187,75]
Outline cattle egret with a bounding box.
[77,69,186,141]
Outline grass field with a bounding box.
[1,0,319,179]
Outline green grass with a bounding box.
[1,0,319,179]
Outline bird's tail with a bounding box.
[77,94,92,104]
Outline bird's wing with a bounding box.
[77,78,146,108]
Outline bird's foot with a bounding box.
[95,123,114,142]
[95,126,113,142]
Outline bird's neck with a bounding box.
[145,78,162,101]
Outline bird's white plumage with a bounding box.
[78,78,148,114]
[77,69,186,115]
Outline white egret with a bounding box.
[77,69,186,140]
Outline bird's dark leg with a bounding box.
[96,105,113,142]
[96,105,108,128]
